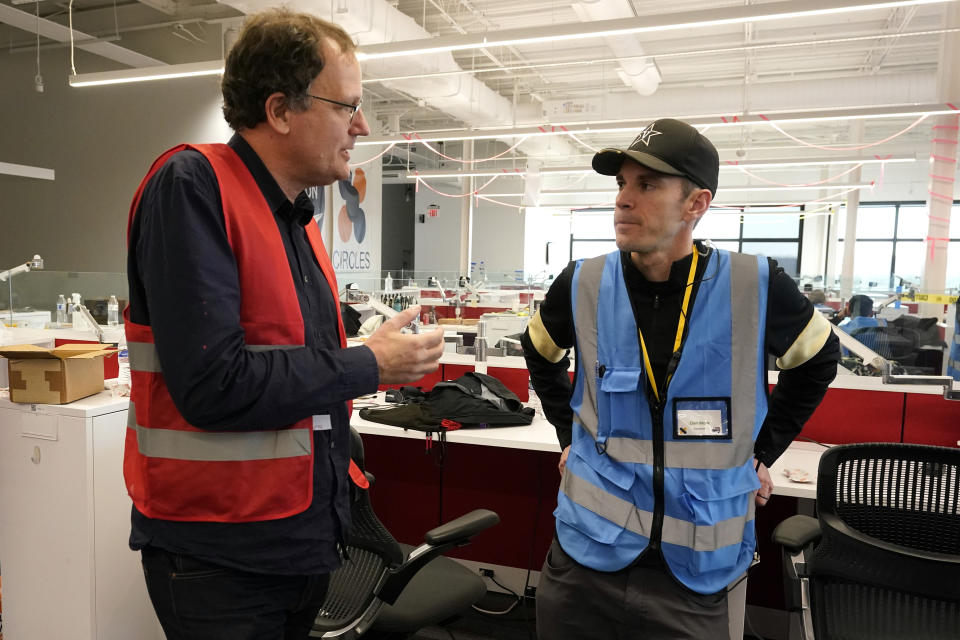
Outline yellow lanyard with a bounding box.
[637,246,699,404]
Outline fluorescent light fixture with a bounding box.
[69,60,224,87]
[363,28,960,85]
[357,0,953,61]
[0,161,55,180]
[406,157,916,179]
[726,156,916,169]
[494,184,875,198]
[408,168,589,179]
[722,184,875,192]
[358,104,958,146]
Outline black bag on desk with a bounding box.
[359,371,534,430]
[428,371,534,427]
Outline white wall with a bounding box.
[412,179,463,278]
[471,198,526,281]
[0,48,230,273]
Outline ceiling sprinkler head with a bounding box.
[34,74,44,93]
[736,148,746,158]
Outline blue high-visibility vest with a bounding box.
[555,248,768,594]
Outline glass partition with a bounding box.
[2,270,127,327]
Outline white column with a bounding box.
[921,4,960,317]
[459,139,474,277]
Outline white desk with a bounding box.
[352,393,825,499]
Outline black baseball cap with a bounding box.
[592,118,719,196]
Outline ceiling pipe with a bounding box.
[215,0,579,161]
[572,0,661,96]
[0,3,162,68]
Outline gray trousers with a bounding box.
[536,538,733,640]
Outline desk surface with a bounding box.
[352,392,560,452]
[352,393,823,500]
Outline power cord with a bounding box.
[471,575,521,615]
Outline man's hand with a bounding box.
[558,445,571,475]
[754,458,773,507]
[365,306,444,385]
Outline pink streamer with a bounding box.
[763,114,928,151]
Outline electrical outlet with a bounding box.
[524,586,537,599]
[479,568,495,578]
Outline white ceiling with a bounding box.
[3,0,959,207]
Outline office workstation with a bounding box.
[2,1,960,639]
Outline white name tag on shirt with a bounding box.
[313,414,332,431]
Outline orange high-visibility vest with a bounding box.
[123,143,346,522]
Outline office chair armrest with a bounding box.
[773,515,822,554]
[376,509,500,606]
[424,509,500,546]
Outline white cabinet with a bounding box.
[0,393,161,639]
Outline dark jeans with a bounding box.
[141,545,330,640]
[536,538,729,640]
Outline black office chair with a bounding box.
[850,325,920,364]
[773,443,960,640]
[310,429,499,639]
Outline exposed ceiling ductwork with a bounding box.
[215,0,580,162]
[571,0,661,96]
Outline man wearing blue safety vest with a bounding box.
[522,118,840,639]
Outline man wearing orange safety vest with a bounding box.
[124,9,443,639]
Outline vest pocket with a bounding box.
[571,438,636,491]
[596,366,644,440]
[675,466,758,561]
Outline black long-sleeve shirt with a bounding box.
[127,134,379,575]
[522,244,839,467]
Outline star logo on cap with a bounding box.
[631,123,662,148]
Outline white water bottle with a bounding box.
[107,295,119,326]
[56,294,67,328]
[384,272,393,292]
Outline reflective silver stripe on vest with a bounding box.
[577,438,761,470]
[128,341,161,373]
[127,342,300,373]
[127,400,310,461]
[662,499,756,552]
[573,255,607,440]
[727,252,760,469]
[563,468,653,538]
[563,470,754,551]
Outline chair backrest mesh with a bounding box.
[311,429,406,635]
[313,547,386,632]
[808,443,960,638]
[831,454,960,554]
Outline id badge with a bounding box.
[673,398,731,439]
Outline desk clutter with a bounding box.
[359,371,535,433]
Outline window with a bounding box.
[837,202,960,292]
[695,213,740,241]
[856,205,895,238]
[742,215,800,239]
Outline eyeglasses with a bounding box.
[305,94,362,123]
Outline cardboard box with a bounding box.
[0,343,117,404]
